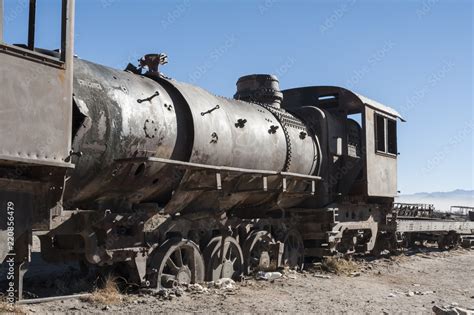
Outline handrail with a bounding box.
[115,156,322,181]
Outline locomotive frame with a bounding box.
[0,0,472,302]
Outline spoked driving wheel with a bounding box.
[243,230,275,274]
[203,236,244,281]
[282,229,305,270]
[148,238,205,289]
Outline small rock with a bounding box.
[102,306,110,311]
[413,283,421,287]
[349,272,361,277]
[407,291,415,297]
[388,293,396,298]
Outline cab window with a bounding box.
[375,113,397,156]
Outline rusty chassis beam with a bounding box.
[17,293,91,305]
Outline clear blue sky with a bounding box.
[3,0,473,194]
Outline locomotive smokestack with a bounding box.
[233,74,283,108]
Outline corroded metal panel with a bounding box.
[163,79,288,172]
[365,106,398,197]
[63,59,179,208]
[0,47,72,167]
[0,0,75,169]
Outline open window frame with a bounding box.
[374,112,397,157]
[0,0,72,69]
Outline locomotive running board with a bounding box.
[115,157,322,194]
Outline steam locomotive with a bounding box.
[1,1,471,300]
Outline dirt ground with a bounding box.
[7,247,472,314]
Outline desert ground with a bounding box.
[2,246,472,314]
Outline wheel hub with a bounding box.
[221,260,235,278]
[258,251,270,270]
[176,266,192,284]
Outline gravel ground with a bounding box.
[15,248,474,314]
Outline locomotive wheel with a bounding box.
[282,229,305,270]
[148,238,204,289]
[438,231,460,250]
[203,236,244,281]
[242,230,274,274]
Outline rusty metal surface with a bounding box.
[282,86,404,121]
[116,156,322,180]
[64,64,323,211]
[0,48,73,167]
[393,202,434,218]
[365,106,398,197]
[64,58,181,209]
[161,78,289,172]
[116,156,321,216]
[0,0,74,168]
[2,1,473,302]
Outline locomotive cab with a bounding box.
[281,86,404,204]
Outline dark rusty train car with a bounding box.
[5,0,469,302]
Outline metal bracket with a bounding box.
[216,173,222,190]
[201,105,220,116]
[137,91,160,104]
[115,157,323,196]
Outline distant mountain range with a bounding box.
[395,189,474,212]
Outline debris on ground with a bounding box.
[256,271,282,281]
[281,266,299,279]
[186,283,208,294]
[15,248,474,314]
[321,256,359,275]
[433,304,474,315]
[80,276,122,305]
[313,274,332,279]
[0,301,26,314]
[213,278,235,290]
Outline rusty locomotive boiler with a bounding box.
[2,1,472,301]
[67,60,320,212]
